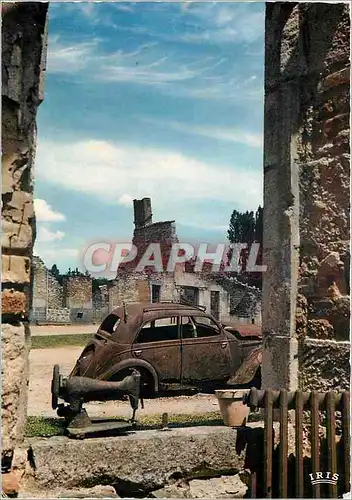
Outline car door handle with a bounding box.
[134,350,142,357]
[221,341,228,349]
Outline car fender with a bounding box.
[104,358,159,392]
[226,347,262,385]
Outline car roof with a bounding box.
[98,302,211,342]
[110,301,208,316]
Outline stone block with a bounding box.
[1,324,28,458]
[299,338,350,391]
[262,335,298,390]
[2,190,34,221]
[2,255,30,284]
[2,289,28,315]
[307,319,334,339]
[2,218,33,251]
[28,427,246,490]
[189,475,247,498]
[58,485,119,498]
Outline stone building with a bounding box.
[31,198,262,325]
[32,258,97,324]
[110,198,262,324]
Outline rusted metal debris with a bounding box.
[244,388,350,499]
[51,365,142,439]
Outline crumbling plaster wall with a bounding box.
[1,1,48,466]
[262,2,350,391]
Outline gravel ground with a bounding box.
[28,347,219,418]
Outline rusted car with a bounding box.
[70,302,262,396]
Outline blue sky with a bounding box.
[33,1,264,274]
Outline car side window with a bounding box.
[99,314,121,334]
[180,316,197,339]
[135,317,179,343]
[191,316,221,338]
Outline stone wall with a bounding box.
[92,284,109,323]
[32,256,64,310]
[262,2,350,391]
[62,276,93,322]
[1,1,48,469]
[109,270,260,324]
[109,272,150,310]
[63,276,92,309]
[132,220,179,270]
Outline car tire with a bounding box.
[51,364,60,410]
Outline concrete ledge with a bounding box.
[27,426,254,492]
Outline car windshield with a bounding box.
[99,314,121,334]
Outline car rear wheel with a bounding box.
[110,368,155,399]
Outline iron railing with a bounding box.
[244,388,350,498]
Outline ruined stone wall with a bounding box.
[63,276,93,322]
[1,1,48,470]
[32,256,64,309]
[263,2,350,391]
[109,273,150,309]
[217,277,262,324]
[63,276,92,308]
[32,256,47,310]
[132,220,179,270]
[92,284,109,323]
[111,270,260,323]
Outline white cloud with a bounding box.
[181,3,264,45]
[34,199,66,222]
[37,227,65,243]
[46,36,100,74]
[35,138,262,227]
[45,34,262,103]
[139,117,263,148]
[33,247,79,268]
[118,194,134,207]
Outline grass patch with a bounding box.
[25,413,223,437]
[31,334,91,349]
[25,410,263,438]
[26,417,66,437]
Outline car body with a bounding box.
[70,302,262,396]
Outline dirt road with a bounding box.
[31,324,96,336]
[28,347,219,418]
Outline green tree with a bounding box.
[228,210,255,244]
[254,206,263,244]
[227,206,263,288]
[50,264,60,279]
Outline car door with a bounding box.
[132,315,181,383]
[180,315,233,384]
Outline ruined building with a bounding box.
[109,197,262,324]
[32,257,94,323]
[31,198,262,325]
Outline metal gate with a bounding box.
[244,388,350,498]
